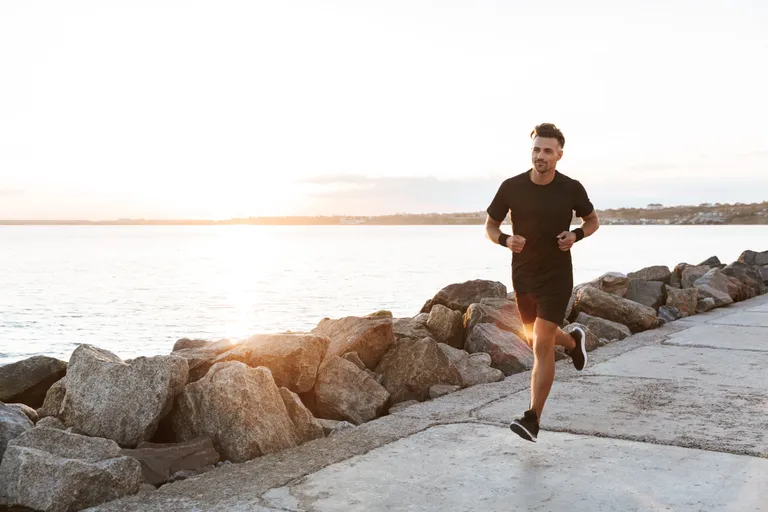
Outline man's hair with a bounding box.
[530,123,565,148]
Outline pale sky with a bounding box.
[1,1,766,220]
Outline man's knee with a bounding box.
[532,319,557,358]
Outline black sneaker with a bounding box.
[566,326,587,371]
[510,409,539,442]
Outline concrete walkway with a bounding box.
[93,293,768,512]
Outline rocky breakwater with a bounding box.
[1,248,767,511]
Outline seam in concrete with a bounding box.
[661,341,768,353]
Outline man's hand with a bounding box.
[557,231,576,251]
[506,235,526,253]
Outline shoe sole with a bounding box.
[574,326,588,371]
[510,421,537,443]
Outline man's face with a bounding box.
[531,136,563,174]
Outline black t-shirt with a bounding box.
[486,169,594,295]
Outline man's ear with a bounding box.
[557,149,563,161]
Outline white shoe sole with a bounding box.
[573,326,588,370]
[510,421,538,443]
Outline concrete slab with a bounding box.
[476,376,768,457]
[664,324,768,352]
[585,345,768,389]
[263,423,768,512]
[709,311,768,327]
[748,303,768,313]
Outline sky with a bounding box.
[1,0,767,220]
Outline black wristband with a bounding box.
[572,228,585,242]
[498,233,510,247]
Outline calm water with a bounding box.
[2,225,766,364]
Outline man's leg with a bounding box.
[530,317,559,420]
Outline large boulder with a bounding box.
[627,265,671,284]
[465,323,534,376]
[437,344,505,387]
[693,269,734,307]
[593,272,630,297]
[59,345,188,447]
[725,275,755,302]
[696,297,717,313]
[760,265,768,285]
[698,256,722,267]
[426,305,464,349]
[420,279,507,314]
[681,265,710,288]
[119,437,219,486]
[313,357,390,425]
[658,305,682,323]
[392,317,433,344]
[464,299,527,340]
[571,286,658,333]
[0,427,142,512]
[213,333,329,394]
[312,316,394,369]
[375,338,463,403]
[170,338,237,383]
[1,403,34,463]
[665,287,699,318]
[172,361,297,463]
[721,261,766,297]
[0,356,67,409]
[738,249,768,267]
[573,312,631,341]
[279,387,324,444]
[625,279,666,311]
[36,377,66,419]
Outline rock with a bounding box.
[465,324,534,376]
[173,361,297,462]
[693,269,735,307]
[627,265,672,284]
[119,437,219,486]
[658,305,682,323]
[388,400,420,414]
[426,305,464,348]
[725,275,755,302]
[428,385,461,399]
[698,256,721,267]
[738,249,768,267]
[365,310,393,319]
[572,286,658,333]
[328,421,355,437]
[215,333,330,394]
[59,345,188,447]
[4,404,37,424]
[420,279,507,314]
[696,297,717,313]
[172,338,226,352]
[594,272,630,297]
[35,416,65,430]
[279,388,324,444]
[392,317,433,344]
[1,403,34,463]
[563,323,600,352]
[0,356,67,409]
[669,272,682,288]
[375,338,463,404]
[365,369,384,384]
[313,316,394,369]
[313,357,390,425]
[341,352,366,370]
[625,279,666,311]
[682,265,710,288]
[167,465,215,483]
[0,427,142,512]
[573,312,631,341]
[168,338,235,382]
[665,287,699,317]
[36,377,66,419]
[760,265,768,285]
[437,344,504,387]
[316,419,340,436]
[721,261,767,297]
[464,300,526,340]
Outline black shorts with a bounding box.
[514,290,571,326]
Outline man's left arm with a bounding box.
[557,182,599,251]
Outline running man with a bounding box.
[484,122,600,442]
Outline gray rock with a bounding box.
[120,437,219,486]
[0,356,67,409]
[696,297,717,313]
[388,400,420,414]
[669,272,682,288]
[464,300,526,341]
[316,419,340,435]
[171,338,237,382]
[420,279,507,314]
[172,361,297,463]
[437,344,504,387]
[341,352,366,370]
[313,356,390,425]
[426,304,464,349]
[59,345,188,447]
[625,279,666,311]
[738,249,768,267]
[665,287,699,317]
[313,316,394,369]
[563,323,600,352]
[627,265,672,284]
[375,338,463,404]
[413,313,430,324]
[698,256,721,267]
[215,333,330,393]
[4,404,37,424]
[594,272,630,297]
[328,421,355,437]
[658,305,682,323]
[36,377,66,419]
[167,465,215,483]
[35,416,65,430]
[279,387,324,445]
[1,403,34,463]
[392,317,433,345]
[693,269,735,307]
[721,261,767,297]
[0,427,142,512]
[573,312,631,341]
[465,323,534,376]
[428,384,461,399]
[172,338,225,352]
[572,286,658,333]
[760,265,768,285]
[682,265,710,288]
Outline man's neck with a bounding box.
[529,168,557,185]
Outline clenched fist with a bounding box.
[506,235,526,253]
[557,231,576,251]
